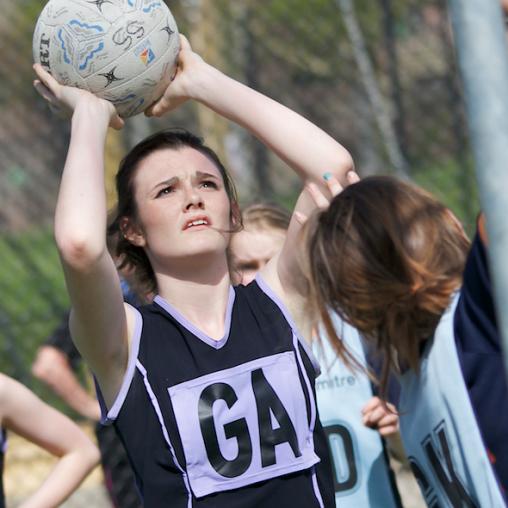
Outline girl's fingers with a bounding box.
[33,80,57,103]
[377,413,399,427]
[33,64,59,93]
[306,182,330,209]
[386,402,397,413]
[179,33,192,51]
[346,171,360,185]
[362,397,398,428]
[361,396,382,415]
[363,406,386,426]
[145,97,168,117]
[377,413,400,436]
[379,424,399,437]
[144,97,166,117]
[145,95,186,118]
[110,115,125,131]
[293,211,308,226]
[323,172,343,197]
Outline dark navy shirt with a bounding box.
[454,231,508,495]
[104,280,334,508]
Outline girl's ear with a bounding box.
[231,202,242,230]
[120,217,146,247]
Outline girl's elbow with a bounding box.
[75,438,100,472]
[85,443,101,470]
[55,233,105,271]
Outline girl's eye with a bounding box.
[201,180,218,189]
[156,186,174,198]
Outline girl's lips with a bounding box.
[183,216,211,230]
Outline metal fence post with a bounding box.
[448,0,508,374]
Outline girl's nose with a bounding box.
[183,185,204,210]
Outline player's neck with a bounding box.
[155,258,232,341]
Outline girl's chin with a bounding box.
[165,243,229,261]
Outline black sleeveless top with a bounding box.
[100,279,334,508]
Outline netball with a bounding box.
[32,0,180,117]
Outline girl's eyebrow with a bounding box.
[150,172,220,194]
[195,171,220,181]
[151,176,179,193]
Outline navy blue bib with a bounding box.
[101,279,334,508]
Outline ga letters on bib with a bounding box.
[98,280,334,508]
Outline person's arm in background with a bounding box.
[501,0,508,15]
[0,373,99,508]
[362,396,407,463]
[32,346,100,421]
[362,396,399,437]
[362,344,406,461]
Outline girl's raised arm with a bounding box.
[34,65,131,406]
[149,37,355,330]
[149,37,353,188]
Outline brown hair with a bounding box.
[108,128,242,295]
[307,176,470,395]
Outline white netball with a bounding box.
[33,0,180,117]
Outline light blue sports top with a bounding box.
[399,293,506,507]
[313,316,400,507]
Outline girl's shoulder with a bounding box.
[233,278,289,323]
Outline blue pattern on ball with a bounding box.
[143,2,162,13]
[57,29,71,64]
[79,43,105,70]
[69,19,104,33]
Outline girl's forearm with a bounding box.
[192,63,354,183]
[54,102,110,262]
[18,445,99,508]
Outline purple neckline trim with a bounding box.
[254,274,321,376]
[154,287,235,350]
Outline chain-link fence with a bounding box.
[0,0,477,506]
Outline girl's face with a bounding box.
[127,147,233,272]
[230,226,286,285]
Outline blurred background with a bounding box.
[0,0,477,505]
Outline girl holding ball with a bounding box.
[33,35,354,507]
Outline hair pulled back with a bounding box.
[242,202,291,232]
[307,176,470,395]
[108,128,241,296]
